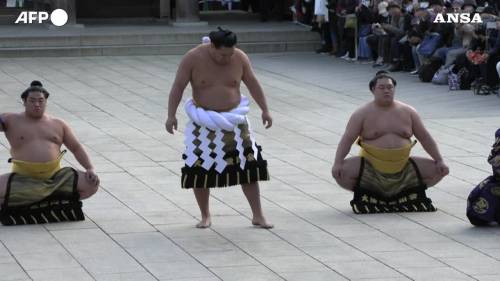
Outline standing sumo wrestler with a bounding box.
[166,28,273,229]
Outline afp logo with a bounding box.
[15,9,68,26]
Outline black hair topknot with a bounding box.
[21,80,50,100]
[208,27,237,49]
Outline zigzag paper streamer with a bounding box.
[245,117,259,159]
[184,121,199,167]
[198,126,215,170]
[213,128,227,173]
[234,125,246,169]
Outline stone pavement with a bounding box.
[0,53,499,281]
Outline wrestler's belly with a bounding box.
[362,133,412,149]
[193,87,241,111]
[10,142,62,162]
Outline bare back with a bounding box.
[359,101,414,148]
[2,113,64,162]
[189,45,244,111]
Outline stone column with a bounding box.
[159,0,171,19]
[175,0,200,22]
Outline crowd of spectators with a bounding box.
[294,0,500,94]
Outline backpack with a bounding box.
[448,71,460,90]
[448,65,473,90]
[457,67,473,90]
[419,58,443,83]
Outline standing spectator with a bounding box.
[315,0,334,53]
[241,0,259,13]
[304,0,316,24]
[327,0,339,55]
[356,0,375,62]
[259,0,287,21]
[260,0,272,21]
[336,0,358,58]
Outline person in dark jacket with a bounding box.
[335,0,358,58]
[384,4,413,71]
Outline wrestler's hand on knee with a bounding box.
[85,169,100,186]
[435,160,449,176]
[262,111,273,129]
[165,117,178,134]
[332,163,343,180]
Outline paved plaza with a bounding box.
[0,52,500,281]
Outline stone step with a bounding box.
[0,19,319,57]
[0,8,21,24]
[199,10,261,22]
[0,29,317,47]
[0,41,317,57]
[0,14,17,24]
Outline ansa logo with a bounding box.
[433,13,482,23]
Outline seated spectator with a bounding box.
[462,0,477,13]
[383,4,413,71]
[432,23,474,69]
[408,29,425,74]
[479,9,500,91]
[430,0,476,69]
[366,0,391,66]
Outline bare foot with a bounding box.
[196,217,211,229]
[252,218,274,229]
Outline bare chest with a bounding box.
[192,61,243,88]
[7,122,63,145]
[362,111,413,139]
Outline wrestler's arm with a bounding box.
[166,52,193,134]
[333,109,364,165]
[61,120,95,171]
[0,113,13,132]
[0,113,7,132]
[240,51,272,128]
[241,51,269,113]
[410,107,444,162]
[167,53,193,119]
